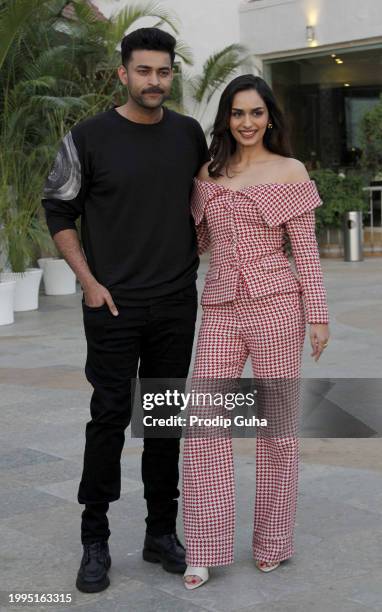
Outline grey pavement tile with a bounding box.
[0,366,86,392]
[295,493,382,539]
[23,426,144,462]
[0,437,80,463]
[36,476,142,504]
[0,425,84,456]
[282,527,382,586]
[120,451,142,475]
[0,424,89,461]
[331,572,382,610]
[25,441,87,462]
[236,590,375,612]
[3,458,81,487]
[0,505,80,551]
[298,465,382,516]
[0,472,30,493]
[122,435,147,451]
[0,525,76,592]
[0,448,62,470]
[0,440,19,454]
[0,487,68,520]
[60,576,211,612]
[0,384,90,411]
[298,461,346,482]
[105,493,152,540]
[36,303,76,313]
[1,354,85,370]
[0,488,149,551]
[235,568,382,611]
[0,353,65,369]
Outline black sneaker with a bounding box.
[142,533,186,574]
[76,541,111,593]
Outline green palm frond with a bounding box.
[22,46,75,82]
[191,44,250,105]
[70,0,106,25]
[174,39,193,66]
[0,0,54,69]
[0,138,51,271]
[11,76,58,97]
[106,1,180,57]
[29,94,91,112]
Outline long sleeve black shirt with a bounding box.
[42,106,210,304]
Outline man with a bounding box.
[42,27,209,593]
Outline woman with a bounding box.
[182,74,330,589]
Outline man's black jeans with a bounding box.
[78,283,197,544]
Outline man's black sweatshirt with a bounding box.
[42,106,210,304]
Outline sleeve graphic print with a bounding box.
[43,132,81,201]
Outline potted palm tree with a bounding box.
[0,214,16,325]
[0,166,46,311]
[1,0,190,306]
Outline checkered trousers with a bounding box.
[182,278,306,566]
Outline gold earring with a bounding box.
[267,122,273,129]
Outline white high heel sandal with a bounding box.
[255,560,280,573]
[183,566,209,590]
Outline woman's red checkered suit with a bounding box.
[182,178,329,566]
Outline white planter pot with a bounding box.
[0,280,16,325]
[0,268,43,312]
[38,258,76,295]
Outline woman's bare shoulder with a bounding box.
[282,157,310,182]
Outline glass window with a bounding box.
[267,47,382,172]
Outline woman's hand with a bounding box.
[309,324,330,362]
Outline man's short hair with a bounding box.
[121,27,176,66]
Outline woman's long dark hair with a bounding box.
[208,74,293,178]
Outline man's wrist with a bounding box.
[80,276,99,292]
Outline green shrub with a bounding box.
[359,93,382,179]
[309,169,368,230]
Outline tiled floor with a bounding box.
[0,257,381,611]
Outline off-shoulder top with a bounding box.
[190,177,329,324]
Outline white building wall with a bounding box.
[239,0,382,59]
